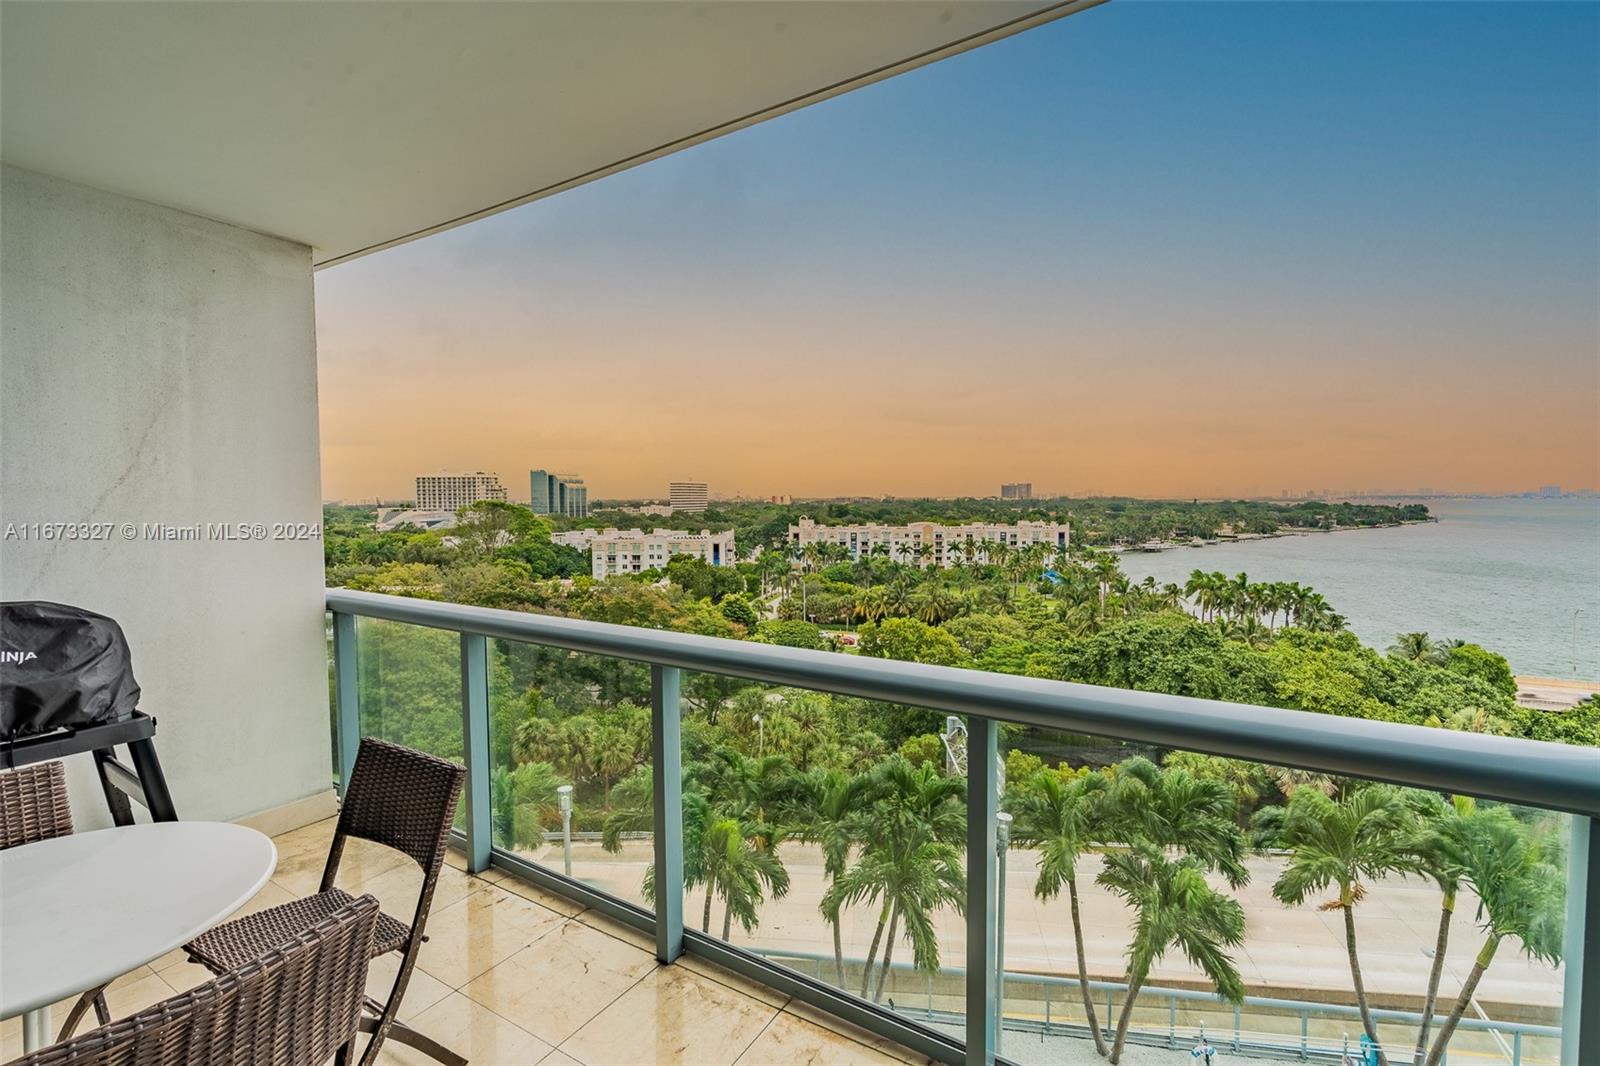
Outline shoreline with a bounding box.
[1109,517,1432,555]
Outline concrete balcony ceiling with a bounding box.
[0,0,1094,267]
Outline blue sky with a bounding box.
[316,1,1599,501]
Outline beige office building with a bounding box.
[414,472,508,511]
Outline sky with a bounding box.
[315,1,1600,504]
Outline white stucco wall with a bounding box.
[0,165,331,827]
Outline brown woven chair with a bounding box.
[183,738,466,1066]
[0,762,111,1041]
[13,893,381,1066]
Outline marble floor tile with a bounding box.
[413,883,568,988]
[372,992,551,1066]
[459,920,656,1046]
[560,965,780,1066]
[733,1010,907,1066]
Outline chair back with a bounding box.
[334,737,464,873]
[0,760,73,849]
[15,894,381,1065]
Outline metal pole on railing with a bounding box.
[557,784,574,878]
[965,716,998,1066]
[650,665,684,965]
[1300,1009,1309,1061]
[331,612,360,790]
[1168,995,1176,1048]
[460,632,491,873]
[995,811,1011,1055]
[1562,816,1597,1066]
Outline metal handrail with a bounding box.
[326,587,1600,816]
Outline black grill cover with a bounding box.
[1,601,141,738]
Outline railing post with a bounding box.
[460,633,491,873]
[651,665,684,964]
[966,715,998,1066]
[332,611,360,792]
[1562,816,1597,1066]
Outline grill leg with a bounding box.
[128,737,178,821]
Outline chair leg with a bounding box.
[357,953,464,1066]
[57,984,110,1041]
[360,1015,468,1066]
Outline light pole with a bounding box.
[1574,608,1586,677]
[995,810,1012,1054]
[557,784,574,878]
[752,714,764,757]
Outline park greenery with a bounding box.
[325,498,1589,1061]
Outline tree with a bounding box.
[1422,808,1564,1066]
[1272,787,1420,1066]
[1389,632,1445,665]
[719,593,759,628]
[1407,794,1478,1066]
[1442,643,1517,697]
[1098,844,1246,1064]
[857,618,965,667]
[786,768,874,985]
[1008,771,1113,1056]
[824,757,965,1002]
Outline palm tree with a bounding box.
[824,757,966,1002]
[1389,632,1443,664]
[701,814,791,940]
[1421,808,1564,1066]
[1098,844,1246,1065]
[1272,787,1420,1066]
[1407,794,1477,1066]
[786,768,874,986]
[1008,771,1112,1056]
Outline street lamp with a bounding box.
[995,810,1013,1054]
[556,784,574,878]
[1574,608,1586,677]
[752,714,764,757]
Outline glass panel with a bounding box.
[679,673,969,1036]
[486,639,651,899]
[996,725,1570,1066]
[353,616,463,765]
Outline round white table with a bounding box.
[0,821,277,1053]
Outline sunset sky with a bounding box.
[315,1,1599,504]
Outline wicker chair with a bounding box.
[13,893,380,1066]
[183,738,466,1066]
[0,761,112,1041]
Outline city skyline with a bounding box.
[315,2,1598,502]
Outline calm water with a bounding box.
[1117,498,1600,679]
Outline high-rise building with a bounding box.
[669,481,709,513]
[790,517,1068,568]
[414,471,506,512]
[530,469,589,518]
[554,527,735,577]
[1000,482,1033,500]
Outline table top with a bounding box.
[0,822,277,1017]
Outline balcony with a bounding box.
[322,588,1598,1066]
[2,4,1595,1065]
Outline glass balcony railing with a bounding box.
[325,587,1598,1066]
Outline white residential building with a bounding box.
[669,481,709,513]
[414,471,507,512]
[555,527,736,578]
[788,517,1068,568]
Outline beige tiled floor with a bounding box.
[2,818,936,1066]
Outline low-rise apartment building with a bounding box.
[554,527,736,578]
[789,517,1068,567]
